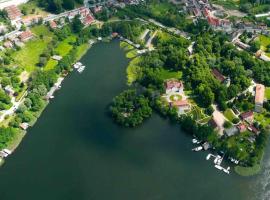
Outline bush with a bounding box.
[224,121,232,128]
[232,118,240,124]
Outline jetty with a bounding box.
[45,77,64,100]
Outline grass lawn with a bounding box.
[120,41,134,51]
[259,35,270,56]
[159,69,182,80]
[19,1,49,18]
[13,25,53,72]
[224,109,238,122]
[126,49,138,59]
[254,112,270,128]
[266,87,270,100]
[149,3,175,16]
[55,35,77,56]
[169,94,182,102]
[44,59,58,71]
[210,0,239,9]
[127,57,142,85]
[75,43,90,60]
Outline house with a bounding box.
[19,30,33,42]
[4,5,22,22]
[93,6,102,14]
[3,41,13,49]
[212,68,225,82]
[4,85,14,96]
[237,123,247,133]
[22,15,41,26]
[49,20,57,29]
[255,84,265,113]
[240,111,254,123]
[248,125,260,135]
[83,14,95,26]
[165,80,183,93]
[172,99,191,113]
[225,126,238,137]
[20,122,29,130]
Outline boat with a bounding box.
[214,165,223,170]
[223,167,230,174]
[206,154,211,160]
[192,139,198,144]
[50,96,54,99]
[74,62,83,69]
[192,146,203,152]
[77,65,85,73]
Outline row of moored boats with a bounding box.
[74,62,85,73]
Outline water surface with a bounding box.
[0,40,269,200]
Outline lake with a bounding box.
[0,40,269,200]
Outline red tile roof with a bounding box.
[4,5,22,20]
[212,69,225,82]
[173,100,189,107]
[240,111,254,120]
[19,31,33,42]
[50,21,57,29]
[237,123,246,133]
[165,80,183,90]
[83,14,95,26]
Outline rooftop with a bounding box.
[255,84,265,104]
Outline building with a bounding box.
[4,5,22,22]
[255,84,265,113]
[237,123,247,133]
[3,41,13,48]
[212,68,225,82]
[20,122,29,130]
[82,14,95,26]
[248,125,260,135]
[19,30,33,42]
[4,85,14,96]
[165,80,183,94]
[240,111,254,123]
[225,126,238,137]
[172,99,191,114]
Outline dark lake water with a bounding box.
[0,40,269,200]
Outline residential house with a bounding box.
[224,126,238,137]
[212,68,225,82]
[19,30,33,42]
[255,84,265,113]
[49,20,57,29]
[165,80,183,94]
[4,5,22,22]
[240,111,254,123]
[3,41,13,48]
[248,125,260,135]
[82,14,95,26]
[237,123,247,133]
[4,85,14,96]
[172,99,191,114]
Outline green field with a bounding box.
[254,112,270,128]
[266,87,270,100]
[13,25,53,72]
[224,109,238,122]
[126,57,142,85]
[259,35,270,56]
[159,69,182,80]
[55,36,76,56]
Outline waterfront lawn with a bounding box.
[13,25,53,72]
[224,109,238,122]
[126,49,138,59]
[44,59,58,71]
[127,57,142,85]
[120,41,134,51]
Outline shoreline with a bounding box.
[1,41,93,166]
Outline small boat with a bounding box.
[192,139,198,144]
[192,146,203,152]
[223,167,230,174]
[77,65,85,73]
[50,96,54,99]
[206,154,211,160]
[214,165,223,170]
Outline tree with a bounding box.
[63,0,75,10]
[71,15,83,33]
[250,40,261,53]
[197,84,214,107]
